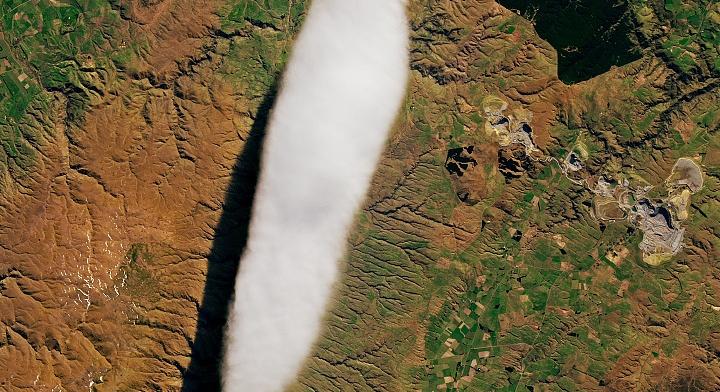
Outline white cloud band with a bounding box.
[222,0,409,391]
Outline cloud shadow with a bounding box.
[181,82,278,391]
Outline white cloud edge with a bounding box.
[222,1,409,391]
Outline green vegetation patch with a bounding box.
[632,0,720,74]
[120,243,159,299]
[222,0,305,31]
[0,0,122,119]
[0,0,130,182]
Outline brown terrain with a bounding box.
[0,0,249,389]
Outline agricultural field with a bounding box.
[0,0,125,184]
